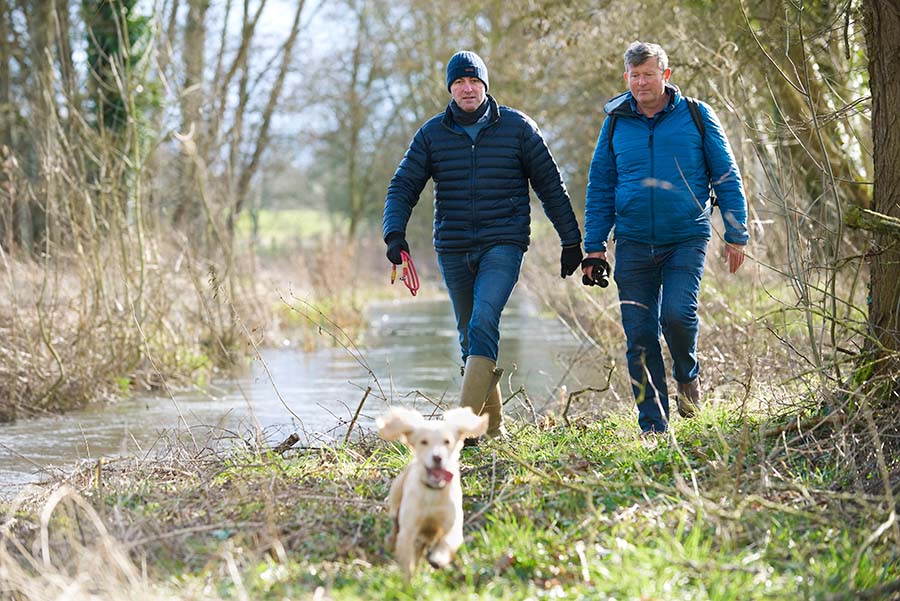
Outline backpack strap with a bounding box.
[685,96,718,207]
[684,96,706,139]
[606,114,618,155]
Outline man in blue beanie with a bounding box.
[383,50,583,441]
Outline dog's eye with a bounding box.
[443,438,450,445]
[419,440,428,446]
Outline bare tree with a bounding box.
[229,0,307,228]
[165,0,313,245]
[172,0,210,228]
[0,1,14,251]
[861,0,900,368]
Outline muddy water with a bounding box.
[0,296,590,497]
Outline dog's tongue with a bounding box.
[430,467,453,483]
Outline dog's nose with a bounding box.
[431,454,442,466]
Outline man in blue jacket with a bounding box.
[582,41,749,437]
[383,50,583,439]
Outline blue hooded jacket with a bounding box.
[584,84,749,253]
[383,95,581,253]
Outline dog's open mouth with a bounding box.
[425,467,453,488]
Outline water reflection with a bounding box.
[0,295,585,496]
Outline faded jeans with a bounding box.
[438,244,524,363]
[614,238,708,433]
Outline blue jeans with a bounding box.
[614,238,708,433]
[438,244,525,362]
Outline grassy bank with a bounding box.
[3,396,898,600]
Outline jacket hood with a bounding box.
[604,83,682,116]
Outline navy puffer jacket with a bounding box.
[383,95,581,253]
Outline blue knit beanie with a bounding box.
[446,51,489,92]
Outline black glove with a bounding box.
[581,257,610,288]
[385,232,410,265]
[560,244,583,278]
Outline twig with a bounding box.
[272,433,299,455]
[504,385,538,425]
[282,292,386,401]
[497,446,595,513]
[848,510,897,589]
[562,366,614,426]
[344,386,372,445]
[762,411,846,440]
[825,577,900,601]
[860,395,900,546]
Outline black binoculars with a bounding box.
[580,257,610,288]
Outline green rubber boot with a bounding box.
[460,356,505,441]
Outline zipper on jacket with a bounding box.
[460,116,499,249]
[645,102,682,244]
[648,122,656,244]
[470,143,477,245]
[470,126,490,246]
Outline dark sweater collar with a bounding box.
[449,97,489,125]
[443,94,500,129]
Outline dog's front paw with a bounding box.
[426,543,452,569]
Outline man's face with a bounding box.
[625,59,670,108]
[450,77,486,112]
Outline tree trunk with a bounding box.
[346,0,367,238]
[173,0,209,228]
[157,0,180,78]
[55,1,78,113]
[0,1,10,151]
[0,2,12,251]
[19,0,54,253]
[863,0,900,362]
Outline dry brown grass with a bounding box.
[0,244,221,422]
[0,235,383,425]
[0,426,393,600]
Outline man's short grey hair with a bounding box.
[624,41,668,71]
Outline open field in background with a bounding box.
[234,209,347,255]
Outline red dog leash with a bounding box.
[390,250,419,296]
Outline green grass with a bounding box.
[4,401,898,600]
[234,208,346,251]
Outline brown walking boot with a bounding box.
[675,378,700,418]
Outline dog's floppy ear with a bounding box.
[376,407,425,442]
[443,407,489,440]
